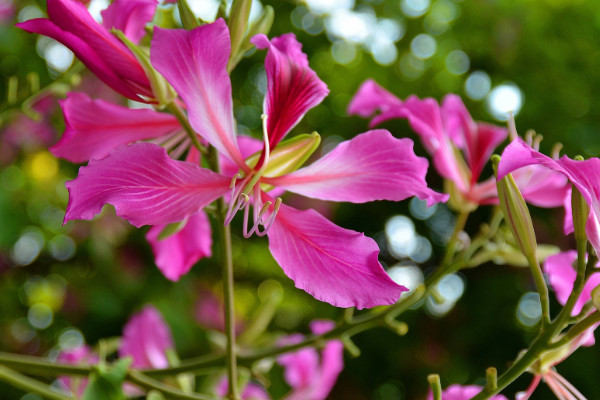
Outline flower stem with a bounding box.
[0,365,73,400]
[127,370,218,400]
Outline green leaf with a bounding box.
[82,358,131,400]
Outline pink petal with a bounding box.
[427,385,508,400]
[279,347,320,393]
[216,379,270,400]
[51,92,180,163]
[347,79,406,128]
[265,130,447,207]
[267,201,408,309]
[146,211,212,281]
[220,135,264,179]
[151,21,245,169]
[119,305,174,369]
[64,143,231,227]
[498,139,600,252]
[403,96,469,192]
[101,0,157,44]
[512,165,569,208]
[544,251,600,316]
[58,346,98,397]
[251,33,329,149]
[308,322,343,400]
[16,19,142,100]
[45,0,149,90]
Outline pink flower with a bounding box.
[119,305,174,369]
[498,138,600,254]
[277,320,344,400]
[17,0,156,101]
[544,251,600,317]
[426,384,508,400]
[348,80,568,208]
[57,345,98,397]
[63,21,446,308]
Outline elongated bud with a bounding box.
[228,6,274,72]
[492,155,537,260]
[113,30,175,105]
[228,0,252,66]
[592,284,600,311]
[178,0,200,29]
[571,184,589,245]
[428,374,442,400]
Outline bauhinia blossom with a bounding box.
[277,320,344,400]
[427,384,508,400]
[498,138,600,254]
[17,0,155,101]
[348,80,568,208]
[63,20,447,308]
[119,305,175,369]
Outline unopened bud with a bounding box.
[492,155,537,260]
[571,186,589,245]
[592,284,600,311]
[228,0,252,63]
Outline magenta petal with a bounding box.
[119,305,174,369]
[544,251,600,315]
[220,135,264,179]
[252,33,329,148]
[512,165,569,208]
[64,143,230,227]
[347,79,407,127]
[101,0,157,44]
[51,92,180,162]
[151,21,245,168]
[45,0,148,90]
[17,19,142,100]
[267,202,407,309]
[427,385,508,400]
[146,211,212,281]
[267,130,447,206]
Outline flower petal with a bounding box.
[17,19,142,100]
[265,130,447,207]
[51,92,180,163]
[45,0,149,90]
[427,385,508,400]
[64,143,230,227]
[151,21,245,168]
[146,211,212,281]
[119,305,174,369]
[267,202,408,309]
[544,250,600,316]
[252,33,329,148]
[101,0,157,44]
[347,79,407,127]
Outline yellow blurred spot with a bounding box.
[27,151,58,182]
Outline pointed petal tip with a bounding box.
[250,33,270,49]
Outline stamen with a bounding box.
[225,174,251,226]
[255,197,282,237]
[550,370,588,400]
[532,134,543,151]
[552,142,563,160]
[525,129,535,146]
[515,374,542,400]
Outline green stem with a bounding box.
[0,366,73,400]
[127,371,218,400]
[441,210,470,267]
[549,311,600,350]
[527,254,551,329]
[0,352,91,377]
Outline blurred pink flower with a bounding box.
[57,345,98,397]
[427,384,508,400]
[119,305,174,369]
[277,320,344,400]
[348,80,568,208]
[216,379,270,400]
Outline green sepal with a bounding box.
[246,132,321,181]
[177,0,200,29]
[157,219,188,241]
[228,6,274,72]
[112,29,175,105]
[82,358,131,400]
[228,0,252,70]
[154,5,179,29]
[571,183,589,245]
